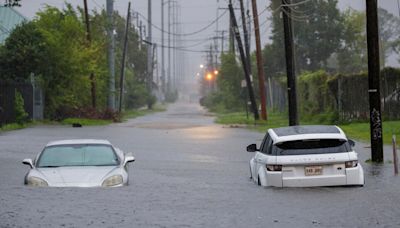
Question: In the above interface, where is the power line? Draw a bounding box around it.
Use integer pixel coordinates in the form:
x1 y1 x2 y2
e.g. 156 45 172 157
281 7 309 22
282 0 312 7
152 36 227 43
135 10 228 37
91 0 103 9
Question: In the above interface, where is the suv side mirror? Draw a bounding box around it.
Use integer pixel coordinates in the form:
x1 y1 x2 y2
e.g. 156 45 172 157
348 139 355 147
246 144 258 152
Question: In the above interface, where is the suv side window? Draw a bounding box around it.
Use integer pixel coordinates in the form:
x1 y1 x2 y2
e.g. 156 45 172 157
259 134 268 152
261 134 273 155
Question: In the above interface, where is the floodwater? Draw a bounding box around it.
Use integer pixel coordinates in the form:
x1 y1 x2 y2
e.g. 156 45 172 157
0 102 399 228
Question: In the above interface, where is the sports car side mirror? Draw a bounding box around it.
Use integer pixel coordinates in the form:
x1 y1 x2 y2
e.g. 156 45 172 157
22 159 34 168
246 144 258 152
348 139 355 147
123 154 135 166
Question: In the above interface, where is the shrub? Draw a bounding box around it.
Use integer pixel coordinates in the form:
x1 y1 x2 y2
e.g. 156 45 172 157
14 90 28 124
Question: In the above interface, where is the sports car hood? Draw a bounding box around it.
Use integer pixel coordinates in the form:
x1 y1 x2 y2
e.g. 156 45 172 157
37 166 118 187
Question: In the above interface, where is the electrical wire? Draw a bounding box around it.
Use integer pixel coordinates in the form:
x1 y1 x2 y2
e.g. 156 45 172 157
282 0 312 7
91 0 103 9
135 9 228 37
281 7 309 22
152 36 226 43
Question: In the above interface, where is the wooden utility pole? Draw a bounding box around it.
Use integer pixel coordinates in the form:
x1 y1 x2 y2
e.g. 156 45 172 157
83 0 96 108
228 0 235 53
229 3 259 120
281 0 299 126
118 2 131 112
147 0 153 108
161 0 166 95
251 0 267 120
366 0 383 162
107 0 116 110
239 0 251 75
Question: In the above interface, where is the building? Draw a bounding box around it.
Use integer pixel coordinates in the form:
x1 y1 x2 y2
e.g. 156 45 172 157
0 6 26 44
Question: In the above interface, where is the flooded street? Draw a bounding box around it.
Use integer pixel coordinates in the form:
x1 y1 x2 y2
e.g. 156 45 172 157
1 101 399 228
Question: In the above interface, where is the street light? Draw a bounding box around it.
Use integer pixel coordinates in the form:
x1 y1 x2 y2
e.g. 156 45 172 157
206 73 213 81
214 70 219 75
200 64 204 69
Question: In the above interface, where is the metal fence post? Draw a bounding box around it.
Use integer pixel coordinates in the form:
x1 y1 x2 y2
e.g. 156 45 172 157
393 135 399 175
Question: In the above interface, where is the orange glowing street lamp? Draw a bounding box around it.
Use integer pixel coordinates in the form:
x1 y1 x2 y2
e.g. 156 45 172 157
206 73 213 81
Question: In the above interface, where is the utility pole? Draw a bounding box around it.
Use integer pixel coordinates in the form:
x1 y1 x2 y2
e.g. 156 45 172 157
106 0 115 110
239 0 250 75
366 0 383 162
83 0 96 108
246 8 251 56
147 0 153 108
153 43 158 86
228 0 235 53
251 0 267 120
229 3 259 120
139 20 143 50
118 2 131 113
173 2 177 90
221 30 225 53
281 0 298 126
167 0 171 94
161 0 165 95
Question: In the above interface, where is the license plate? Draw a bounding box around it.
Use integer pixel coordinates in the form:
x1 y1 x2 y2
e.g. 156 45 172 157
305 166 323 176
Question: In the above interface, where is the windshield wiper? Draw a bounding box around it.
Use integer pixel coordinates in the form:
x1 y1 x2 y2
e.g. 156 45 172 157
39 165 60 168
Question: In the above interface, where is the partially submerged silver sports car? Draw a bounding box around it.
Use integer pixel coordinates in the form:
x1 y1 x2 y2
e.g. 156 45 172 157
23 139 135 187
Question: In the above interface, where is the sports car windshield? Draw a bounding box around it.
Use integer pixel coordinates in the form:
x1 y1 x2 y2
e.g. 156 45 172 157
274 139 351 156
37 144 119 167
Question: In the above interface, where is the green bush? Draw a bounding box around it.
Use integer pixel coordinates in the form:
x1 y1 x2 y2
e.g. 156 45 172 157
14 90 28 124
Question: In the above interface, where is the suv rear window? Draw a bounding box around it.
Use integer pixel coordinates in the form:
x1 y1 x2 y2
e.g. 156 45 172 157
274 139 351 156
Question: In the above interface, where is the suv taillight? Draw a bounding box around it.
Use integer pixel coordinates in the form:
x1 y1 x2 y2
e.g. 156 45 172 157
266 165 282 171
345 160 358 168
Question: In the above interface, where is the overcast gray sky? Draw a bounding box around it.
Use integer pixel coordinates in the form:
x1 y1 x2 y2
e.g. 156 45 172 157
14 0 400 83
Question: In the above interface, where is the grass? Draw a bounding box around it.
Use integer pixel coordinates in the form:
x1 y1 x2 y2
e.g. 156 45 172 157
216 111 289 132
61 118 113 126
0 123 27 132
339 121 400 144
216 111 400 145
1 104 167 131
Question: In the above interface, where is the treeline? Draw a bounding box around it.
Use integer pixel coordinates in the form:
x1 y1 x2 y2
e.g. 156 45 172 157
0 4 152 120
203 0 400 123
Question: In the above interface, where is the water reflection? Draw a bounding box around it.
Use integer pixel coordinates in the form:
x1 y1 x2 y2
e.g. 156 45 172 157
366 163 385 177
183 126 228 140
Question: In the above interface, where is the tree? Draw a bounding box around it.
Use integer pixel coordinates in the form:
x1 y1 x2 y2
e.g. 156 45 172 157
336 9 367 74
263 0 286 78
210 52 244 111
292 0 344 71
90 8 150 109
0 21 48 82
378 8 400 67
266 0 344 74
0 4 149 119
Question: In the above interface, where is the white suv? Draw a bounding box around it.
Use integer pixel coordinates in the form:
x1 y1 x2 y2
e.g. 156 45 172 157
247 125 364 187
